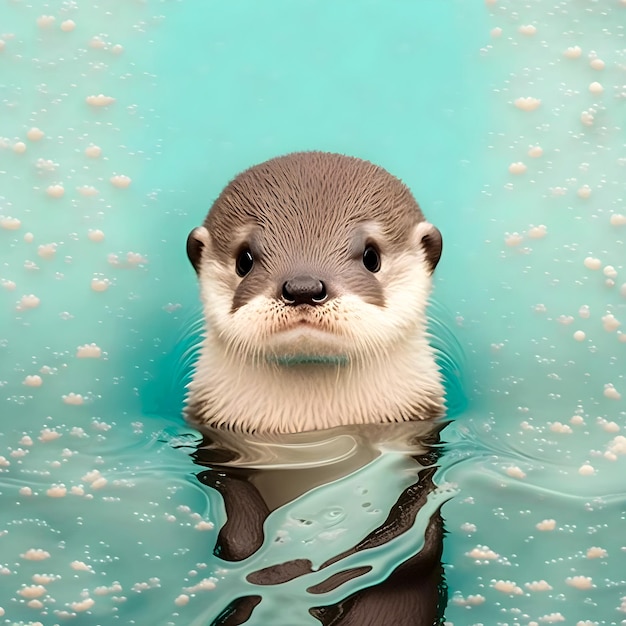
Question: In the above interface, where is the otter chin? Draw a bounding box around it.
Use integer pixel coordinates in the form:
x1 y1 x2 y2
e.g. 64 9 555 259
185 151 444 434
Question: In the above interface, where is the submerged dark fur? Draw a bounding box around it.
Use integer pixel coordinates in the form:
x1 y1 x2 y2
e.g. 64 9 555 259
193 423 448 626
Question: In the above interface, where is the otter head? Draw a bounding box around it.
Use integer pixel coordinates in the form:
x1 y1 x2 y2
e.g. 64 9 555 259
186 152 443 433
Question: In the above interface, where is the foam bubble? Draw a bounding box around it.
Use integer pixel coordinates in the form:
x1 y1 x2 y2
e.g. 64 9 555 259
91 278 111 292
573 331 586 342
603 384 621 400
1 215 20 231
514 97 541 111
606 436 626 457
110 174 132 188
60 19 76 32
466 546 499 560
536 519 556 530
126 251 147 265
528 145 543 158
525 580 553 591
452 593 485 606
36 158 58 172
70 597 95 611
586 547 607 559
492 579 523 595
518 25 537 36
86 94 115 107
589 82 604 95
36 15 55 28
590 58 605 70
32 575 56 585
91 477 108 489
602 314 620 332
24 375 43 387
528 224 547 239
82 469 103 484
71 561 94 572
581 110 594 126
601 420 619 433
39 428 61 442
583 257 601 270
78 185 98 197
538 613 565 623
566 575 593 589
62 393 84 405
46 184 65 198
76 343 102 358
564 46 582 58
505 232 523 247
505 465 526 479
184 578 217 593
89 36 106 49
17 294 40 310
22 549 51 561
37 243 57 259
578 463 596 475
94 583 123 596
85 145 102 158
87 229 105 242
26 127 44 141
47 485 67 497
508 162 527 175
19 585 46 598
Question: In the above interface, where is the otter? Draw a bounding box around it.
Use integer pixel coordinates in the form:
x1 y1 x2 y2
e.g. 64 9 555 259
185 152 447 626
186 151 444 434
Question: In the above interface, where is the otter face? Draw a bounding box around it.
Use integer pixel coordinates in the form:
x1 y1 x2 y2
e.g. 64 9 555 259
187 152 442 368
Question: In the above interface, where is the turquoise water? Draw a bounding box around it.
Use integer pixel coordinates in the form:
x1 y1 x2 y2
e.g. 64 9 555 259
1 0 625 624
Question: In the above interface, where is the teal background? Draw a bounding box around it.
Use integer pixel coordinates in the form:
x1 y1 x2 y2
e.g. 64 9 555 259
1 1 625 624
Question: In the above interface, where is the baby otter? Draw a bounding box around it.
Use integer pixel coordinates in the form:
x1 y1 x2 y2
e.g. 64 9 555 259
185 152 447 626
186 151 444 434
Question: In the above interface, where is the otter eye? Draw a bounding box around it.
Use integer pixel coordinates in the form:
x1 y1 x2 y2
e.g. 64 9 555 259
236 248 254 277
362 245 381 273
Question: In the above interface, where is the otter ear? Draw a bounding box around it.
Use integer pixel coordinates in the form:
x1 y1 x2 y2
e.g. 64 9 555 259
186 226 210 274
413 221 442 275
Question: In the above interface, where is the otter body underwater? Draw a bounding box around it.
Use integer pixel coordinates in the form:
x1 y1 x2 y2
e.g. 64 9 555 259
186 152 448 625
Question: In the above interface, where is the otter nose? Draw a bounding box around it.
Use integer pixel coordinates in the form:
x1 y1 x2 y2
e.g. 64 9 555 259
281 276 327 306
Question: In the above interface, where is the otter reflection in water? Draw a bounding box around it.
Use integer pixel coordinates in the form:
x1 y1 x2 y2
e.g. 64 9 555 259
190 420 451 626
